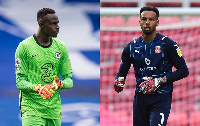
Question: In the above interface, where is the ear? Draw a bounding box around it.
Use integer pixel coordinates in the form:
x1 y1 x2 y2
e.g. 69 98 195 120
156 19 159 26
38 19 44 28
139 20 141 26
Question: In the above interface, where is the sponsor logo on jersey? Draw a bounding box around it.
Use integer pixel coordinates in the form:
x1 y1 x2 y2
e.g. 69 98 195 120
41 63 54 83
145 58 151 65
155 46 161 53
15 58 21 66
55 52 61 59
140 67 157 71
177 49 182 57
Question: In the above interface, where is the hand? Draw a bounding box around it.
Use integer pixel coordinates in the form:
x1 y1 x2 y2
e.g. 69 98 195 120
114 77 125 93
34 84 55 100
52 75 64 90
139 76 167 94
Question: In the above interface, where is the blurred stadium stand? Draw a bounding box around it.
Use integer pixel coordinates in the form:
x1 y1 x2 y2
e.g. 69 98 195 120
100 0 200 126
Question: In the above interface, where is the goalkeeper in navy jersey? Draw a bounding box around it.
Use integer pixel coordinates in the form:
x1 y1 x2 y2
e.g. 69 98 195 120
114 6 189 126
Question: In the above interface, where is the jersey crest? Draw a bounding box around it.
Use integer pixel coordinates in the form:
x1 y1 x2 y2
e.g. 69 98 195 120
155 46 161 53
55 52 61 59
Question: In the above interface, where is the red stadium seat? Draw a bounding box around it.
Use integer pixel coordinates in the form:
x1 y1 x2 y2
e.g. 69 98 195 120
101 16 125 27
184 16 200 22
159 16 181 25
101 2 137 7
189 111 200 126
100 107 131 126
171 101 195 113
127 16 140 26
146 2 182 7
167 112 188 126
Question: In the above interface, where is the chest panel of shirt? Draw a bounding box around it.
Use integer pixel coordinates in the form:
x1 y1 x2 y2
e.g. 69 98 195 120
130 39 166 76
26 42 62 83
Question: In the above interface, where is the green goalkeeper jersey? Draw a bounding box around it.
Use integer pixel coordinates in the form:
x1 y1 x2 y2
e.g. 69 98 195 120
15 35 73 119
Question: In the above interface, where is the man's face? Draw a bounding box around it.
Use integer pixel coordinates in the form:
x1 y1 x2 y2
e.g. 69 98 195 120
139 11 159 35
42 13 59 37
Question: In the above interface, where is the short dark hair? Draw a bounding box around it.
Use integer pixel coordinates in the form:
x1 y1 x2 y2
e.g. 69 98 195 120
37 8 55 22
140 6 159 18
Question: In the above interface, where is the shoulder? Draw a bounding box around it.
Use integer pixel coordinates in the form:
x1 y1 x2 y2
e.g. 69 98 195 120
20 36 34 45
122 36 141 54
157 33 176 45
125 36 142 49
17 36 34 50
52 37 66 47
127 36 142 46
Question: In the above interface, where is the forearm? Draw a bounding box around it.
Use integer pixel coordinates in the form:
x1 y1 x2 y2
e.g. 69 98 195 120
166 58 189 83
62 74 73 89
166 66 189 83
115 61 131 80
16 74 36 92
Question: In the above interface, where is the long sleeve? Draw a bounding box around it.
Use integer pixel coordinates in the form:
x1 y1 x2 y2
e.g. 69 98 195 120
15 42 36 92
59 42 73 89
62 74 73 89
165 38 189 83
16 74 36 92
115 43 132 80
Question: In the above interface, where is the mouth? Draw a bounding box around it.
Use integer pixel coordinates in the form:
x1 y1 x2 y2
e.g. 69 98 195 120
144 26 150 30
55 30 59 34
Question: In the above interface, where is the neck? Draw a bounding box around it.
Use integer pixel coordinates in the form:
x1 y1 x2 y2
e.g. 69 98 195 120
142 32 157 43
35 30 51 46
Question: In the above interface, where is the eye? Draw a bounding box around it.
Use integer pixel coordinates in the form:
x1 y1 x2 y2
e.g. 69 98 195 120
149 18 155 21
141 18 147 21
53 22 57 25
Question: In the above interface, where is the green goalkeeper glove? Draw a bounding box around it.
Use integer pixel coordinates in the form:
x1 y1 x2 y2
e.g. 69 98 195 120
34 84 55 100
51 75 64 90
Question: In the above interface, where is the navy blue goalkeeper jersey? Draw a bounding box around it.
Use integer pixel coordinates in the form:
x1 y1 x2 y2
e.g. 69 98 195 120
116 33 189 94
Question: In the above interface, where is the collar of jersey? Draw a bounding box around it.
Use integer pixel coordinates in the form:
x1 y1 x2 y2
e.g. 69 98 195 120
33 34 52 48
141 33 159 45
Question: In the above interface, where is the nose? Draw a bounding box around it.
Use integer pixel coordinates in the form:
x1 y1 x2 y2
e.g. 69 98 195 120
56 24 60 29
146 19 150 24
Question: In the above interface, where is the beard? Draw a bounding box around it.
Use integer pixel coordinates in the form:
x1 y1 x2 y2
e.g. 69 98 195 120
144 31 154 35
141 26 156 35
143 28 155 35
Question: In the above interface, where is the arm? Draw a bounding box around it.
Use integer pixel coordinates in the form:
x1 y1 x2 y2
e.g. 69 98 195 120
15 43 54 99
115 43 132 80
59 42 73 89
114 43 132 93
62 74 73 89
16 74 36 92
165 38 189 83
15 43 36 92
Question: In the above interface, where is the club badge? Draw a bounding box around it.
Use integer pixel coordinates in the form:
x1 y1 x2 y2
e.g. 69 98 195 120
155 46 161 53
55 52 61 59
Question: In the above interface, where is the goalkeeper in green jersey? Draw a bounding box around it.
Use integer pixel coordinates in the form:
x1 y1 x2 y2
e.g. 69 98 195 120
15 8 73 126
